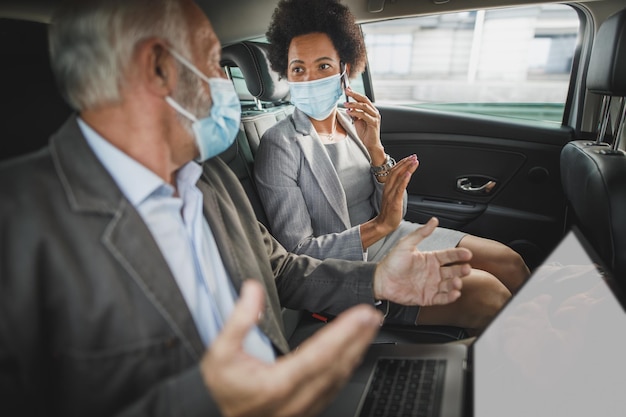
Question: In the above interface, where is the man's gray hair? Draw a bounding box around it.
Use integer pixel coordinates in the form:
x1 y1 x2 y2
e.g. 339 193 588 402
49 0 190 111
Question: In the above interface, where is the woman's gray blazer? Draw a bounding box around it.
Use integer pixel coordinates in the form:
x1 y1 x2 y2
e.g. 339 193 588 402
255 108 408 261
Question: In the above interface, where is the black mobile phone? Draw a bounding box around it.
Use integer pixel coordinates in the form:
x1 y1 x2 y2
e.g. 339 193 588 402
340 62 350 103
340 62 354 123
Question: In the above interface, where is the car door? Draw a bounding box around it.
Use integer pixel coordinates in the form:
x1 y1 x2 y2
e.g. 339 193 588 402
377 105 571 270
359 4 586 269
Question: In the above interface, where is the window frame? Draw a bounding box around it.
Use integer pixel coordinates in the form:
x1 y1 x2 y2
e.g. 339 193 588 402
358 3 589 129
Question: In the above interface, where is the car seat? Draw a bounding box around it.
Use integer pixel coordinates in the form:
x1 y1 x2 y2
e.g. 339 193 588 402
560 8 626 286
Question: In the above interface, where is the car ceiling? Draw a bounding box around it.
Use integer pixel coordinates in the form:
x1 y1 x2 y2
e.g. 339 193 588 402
1 0 621 46
202 0 615 46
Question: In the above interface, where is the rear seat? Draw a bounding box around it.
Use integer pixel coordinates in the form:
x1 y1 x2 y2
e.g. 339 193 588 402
219 41 469 345
219 41 294 230
221 41 294 156
219 41 304 343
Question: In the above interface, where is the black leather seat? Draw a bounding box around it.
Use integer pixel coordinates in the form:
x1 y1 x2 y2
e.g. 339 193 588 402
218 41 295 231
560 8 626 287
221 41 294 155
220 41 290 108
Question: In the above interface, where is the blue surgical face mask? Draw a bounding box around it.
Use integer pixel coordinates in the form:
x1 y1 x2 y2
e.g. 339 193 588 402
288 72 343 121
165 48 241 162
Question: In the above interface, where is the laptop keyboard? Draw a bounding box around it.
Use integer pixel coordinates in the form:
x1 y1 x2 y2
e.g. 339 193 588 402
358 358 446 417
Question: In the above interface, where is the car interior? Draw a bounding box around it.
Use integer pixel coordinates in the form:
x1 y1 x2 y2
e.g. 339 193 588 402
1 0 625 413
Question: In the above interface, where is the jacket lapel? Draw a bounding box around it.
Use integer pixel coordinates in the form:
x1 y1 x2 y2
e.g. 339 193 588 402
50 116 206 359
291 109 352 229
196 174 290 354
102 206 206 359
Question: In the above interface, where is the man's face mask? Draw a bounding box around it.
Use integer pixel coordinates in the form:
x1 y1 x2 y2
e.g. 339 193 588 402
287 71 344 121
165 48 241 162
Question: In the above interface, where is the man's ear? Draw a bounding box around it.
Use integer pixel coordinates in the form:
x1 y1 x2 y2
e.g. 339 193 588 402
135 38 177 96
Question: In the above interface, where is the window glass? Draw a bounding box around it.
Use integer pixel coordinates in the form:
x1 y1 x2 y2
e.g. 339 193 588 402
227 67 254 102
361 5 580 124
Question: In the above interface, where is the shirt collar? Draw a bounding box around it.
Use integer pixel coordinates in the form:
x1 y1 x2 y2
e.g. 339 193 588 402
77 117 202 205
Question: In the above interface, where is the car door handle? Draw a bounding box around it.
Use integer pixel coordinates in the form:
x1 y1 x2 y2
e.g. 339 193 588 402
456 177 497 194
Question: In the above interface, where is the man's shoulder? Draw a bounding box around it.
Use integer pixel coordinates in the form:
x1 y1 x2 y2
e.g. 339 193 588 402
0 147 60 228
0 147 55 189
200 157 243 192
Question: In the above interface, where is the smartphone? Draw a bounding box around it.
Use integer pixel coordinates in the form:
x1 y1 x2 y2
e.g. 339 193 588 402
340 62 350 103
340 62 355 123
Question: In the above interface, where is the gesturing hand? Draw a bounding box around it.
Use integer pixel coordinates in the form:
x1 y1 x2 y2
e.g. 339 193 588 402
202 280 382 417
361 155 418 249
376 154 418 226
373 218 472 306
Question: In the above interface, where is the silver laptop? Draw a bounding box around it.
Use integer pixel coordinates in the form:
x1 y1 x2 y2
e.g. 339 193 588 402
320 227 626 417
473 228 626 417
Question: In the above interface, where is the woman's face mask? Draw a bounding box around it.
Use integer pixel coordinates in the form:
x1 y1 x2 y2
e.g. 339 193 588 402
165 48 241 162
287 72 344 121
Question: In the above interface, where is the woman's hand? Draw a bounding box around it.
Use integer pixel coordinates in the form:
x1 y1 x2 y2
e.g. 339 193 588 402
360 155 418 249
344 87 386 165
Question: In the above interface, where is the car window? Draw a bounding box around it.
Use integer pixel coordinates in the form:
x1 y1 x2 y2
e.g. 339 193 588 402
360 4 581 125
227 66 255 104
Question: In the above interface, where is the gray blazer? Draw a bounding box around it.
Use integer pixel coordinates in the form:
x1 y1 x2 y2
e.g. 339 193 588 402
0 116 379 417
255 108 408 261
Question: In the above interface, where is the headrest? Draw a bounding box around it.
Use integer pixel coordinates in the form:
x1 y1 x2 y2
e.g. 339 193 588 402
221 41 290 102
587 8 626 96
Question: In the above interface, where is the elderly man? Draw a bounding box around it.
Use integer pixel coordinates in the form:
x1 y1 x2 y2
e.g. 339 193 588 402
0 0 471 416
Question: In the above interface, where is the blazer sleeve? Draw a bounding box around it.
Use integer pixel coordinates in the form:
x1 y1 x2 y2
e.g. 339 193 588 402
254 124 365 261
202 157 380 316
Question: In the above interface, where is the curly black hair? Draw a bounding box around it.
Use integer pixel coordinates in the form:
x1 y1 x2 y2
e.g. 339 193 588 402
266 0 366 79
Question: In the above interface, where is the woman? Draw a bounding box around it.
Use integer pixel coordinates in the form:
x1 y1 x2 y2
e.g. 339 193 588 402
255 0 529 332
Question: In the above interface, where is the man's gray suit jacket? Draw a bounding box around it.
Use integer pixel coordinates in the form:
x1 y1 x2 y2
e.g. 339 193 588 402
0 116 380 417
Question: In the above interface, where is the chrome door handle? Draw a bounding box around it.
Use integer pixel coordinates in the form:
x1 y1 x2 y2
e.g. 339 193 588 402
456 177 497 194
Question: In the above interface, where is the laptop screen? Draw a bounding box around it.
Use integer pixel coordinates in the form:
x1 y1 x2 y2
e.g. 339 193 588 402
473 228 626 417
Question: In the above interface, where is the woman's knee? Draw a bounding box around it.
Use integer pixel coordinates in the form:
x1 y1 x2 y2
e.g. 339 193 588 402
462 271 511 330
416 270 510 331
459 235 530 291
498 246 531 290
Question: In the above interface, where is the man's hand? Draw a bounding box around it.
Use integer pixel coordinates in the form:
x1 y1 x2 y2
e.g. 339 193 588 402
373 217 472 306
202 280 383 417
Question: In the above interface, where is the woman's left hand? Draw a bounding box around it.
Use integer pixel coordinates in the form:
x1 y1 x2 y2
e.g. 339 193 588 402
344 87 384 161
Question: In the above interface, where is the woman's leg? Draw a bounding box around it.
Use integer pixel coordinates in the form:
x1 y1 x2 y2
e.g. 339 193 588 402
457 235 530 293
416 268 511 334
